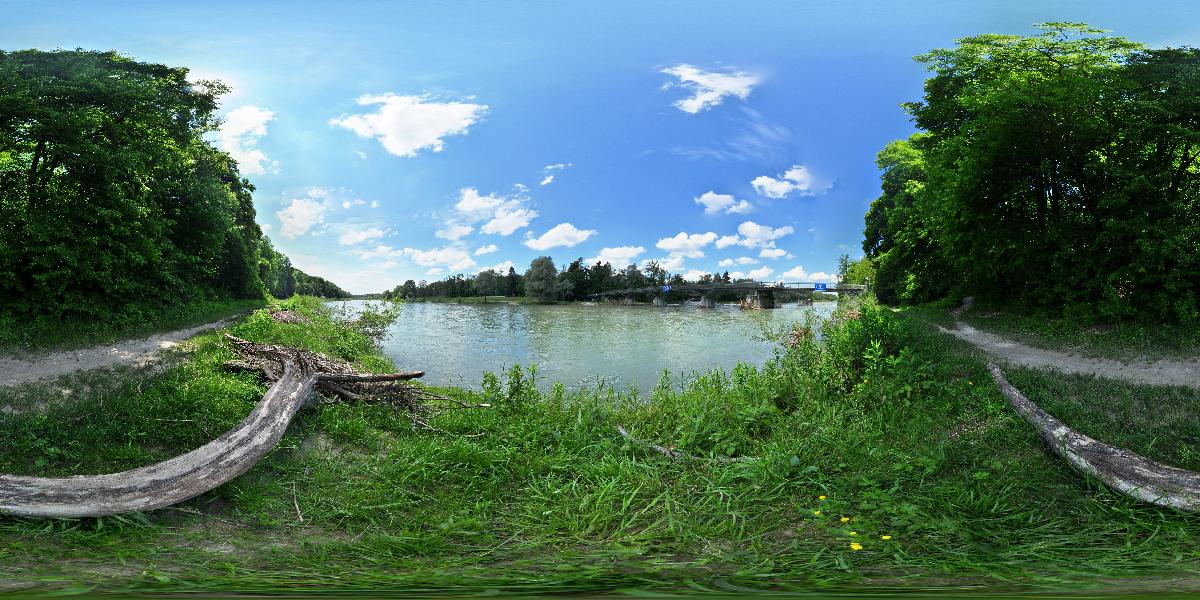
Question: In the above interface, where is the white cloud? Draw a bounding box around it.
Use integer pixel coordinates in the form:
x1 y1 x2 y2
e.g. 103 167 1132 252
715 235 740 249
780 266 839 283
719 256 759 268
276 188 332 239
644 255 686 272
338 226 385 246
341 199 366 208
746 266 774 280
217 105 277 175
539 175 555 186
435 223 474 241
357 244 404 260
736 221 794 248
655 231 717 258
718 258 734 267
682 269 710 280
524 223 596 251
759 247 790 259
356 150 368 160
426 267 444 276
329 93 487 157
483 205 537 235
454 187 538 236
370 200 380 208
481 260 516 274
474 244 499 256
544 163 570 171
403 245 476 272
751 164 829 198
661 64 762 114
587 245 645 266
694 191 753 215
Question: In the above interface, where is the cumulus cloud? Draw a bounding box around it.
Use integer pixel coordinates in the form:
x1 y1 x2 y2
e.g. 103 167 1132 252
276 188 332 239
474 244 499 256
682 269 711 280
661 64 762 114
435 223 474 241
751 164 830 198
759 247 791 259
481 260 516 274
329 93 487 157
718 256 760 267
217 105 277 175
338 226 385 246
341 199 367 209
453 187 538 236
780 266 839 282
715 235 740 249
644 255 686 272
587 245 645 266
746 266 774 280
694 191 753 215
524 223 596 251
734 221 795 248
402 245 476 272
356 244 404 260
655 231 717 259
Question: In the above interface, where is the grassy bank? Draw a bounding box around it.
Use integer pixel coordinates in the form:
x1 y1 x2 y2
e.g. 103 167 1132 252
0 297 266 356
2 296 1199 595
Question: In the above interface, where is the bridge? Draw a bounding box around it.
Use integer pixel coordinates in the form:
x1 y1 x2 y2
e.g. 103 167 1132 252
588 281 868 308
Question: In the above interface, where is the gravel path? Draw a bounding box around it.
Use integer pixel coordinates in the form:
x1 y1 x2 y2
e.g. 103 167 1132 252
939 321 1200 389
0 318 235 386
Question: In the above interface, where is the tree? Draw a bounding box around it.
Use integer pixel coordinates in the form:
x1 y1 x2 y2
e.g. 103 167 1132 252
474 269 500 298
524 256 560 301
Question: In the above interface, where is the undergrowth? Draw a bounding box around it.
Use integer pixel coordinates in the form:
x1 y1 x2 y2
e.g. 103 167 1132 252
1 295 1199 595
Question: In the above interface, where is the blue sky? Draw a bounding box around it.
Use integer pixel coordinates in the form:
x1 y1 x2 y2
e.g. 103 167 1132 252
6 1 1200 293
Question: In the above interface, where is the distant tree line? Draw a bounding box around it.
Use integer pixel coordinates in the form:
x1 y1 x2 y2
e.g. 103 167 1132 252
864 24 1199 323
0 49 348 330
383 257 762 303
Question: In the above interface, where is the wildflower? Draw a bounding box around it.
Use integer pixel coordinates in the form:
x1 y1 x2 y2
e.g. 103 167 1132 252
881 535 892 540
850 542 863 551
818 495 826 501
849 531 858 536
968 381 973 385
840 517 850 523
812 510 821 516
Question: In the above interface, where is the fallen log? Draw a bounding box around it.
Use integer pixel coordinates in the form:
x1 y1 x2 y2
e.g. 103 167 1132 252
0 337 440 518
989 362 1200 512
0 350 318 518
615 425 756 464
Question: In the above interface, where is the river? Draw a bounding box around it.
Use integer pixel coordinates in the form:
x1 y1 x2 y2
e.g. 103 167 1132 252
331 300 837 392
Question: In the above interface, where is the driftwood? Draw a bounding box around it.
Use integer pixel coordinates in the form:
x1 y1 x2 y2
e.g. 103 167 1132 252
0 336 439 518
989 362 1200 512
615 425 756 464
269 310 309 325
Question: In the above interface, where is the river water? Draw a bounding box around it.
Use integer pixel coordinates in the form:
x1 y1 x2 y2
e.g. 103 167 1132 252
331 300 836 392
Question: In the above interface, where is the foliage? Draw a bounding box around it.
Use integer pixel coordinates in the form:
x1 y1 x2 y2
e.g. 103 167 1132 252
865 24 1200 323
5 296 1200 593
523 256 560 301
0 49 270 328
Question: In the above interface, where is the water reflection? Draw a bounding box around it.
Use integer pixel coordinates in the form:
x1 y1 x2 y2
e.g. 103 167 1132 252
332 300 836 392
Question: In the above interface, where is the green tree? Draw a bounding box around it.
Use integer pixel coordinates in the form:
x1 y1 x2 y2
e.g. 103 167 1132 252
524 256 560 301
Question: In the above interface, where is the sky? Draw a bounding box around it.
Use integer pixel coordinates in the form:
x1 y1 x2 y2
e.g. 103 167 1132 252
5 1 1200 293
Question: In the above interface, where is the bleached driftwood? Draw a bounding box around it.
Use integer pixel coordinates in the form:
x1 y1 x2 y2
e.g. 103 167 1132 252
989 362 1200 512
0 337 428 518
615 425 756 464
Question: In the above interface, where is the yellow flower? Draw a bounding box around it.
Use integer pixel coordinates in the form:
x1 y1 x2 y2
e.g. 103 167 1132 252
840 517 850 523
812 510 821 516
850 542 863 551
818 495 827 501
849 531 858 536
881 535 892 540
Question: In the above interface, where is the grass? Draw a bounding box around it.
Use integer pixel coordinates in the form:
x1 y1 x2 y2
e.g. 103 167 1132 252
0 297 266 357
2 295 1200 595
902 303 1200 362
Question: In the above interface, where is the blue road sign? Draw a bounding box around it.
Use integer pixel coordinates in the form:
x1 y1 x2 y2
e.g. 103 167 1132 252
662 285 671 292
814 283 828 291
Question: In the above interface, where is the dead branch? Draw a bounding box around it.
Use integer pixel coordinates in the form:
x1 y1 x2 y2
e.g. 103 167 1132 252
615 425 756 464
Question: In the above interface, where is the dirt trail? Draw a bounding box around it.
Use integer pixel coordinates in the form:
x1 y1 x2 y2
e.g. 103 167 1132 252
0 318 236 386
938 321 1199 389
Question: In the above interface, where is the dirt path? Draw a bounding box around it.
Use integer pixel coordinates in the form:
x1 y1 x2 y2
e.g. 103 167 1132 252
939 321 1200 389
0 318 236 386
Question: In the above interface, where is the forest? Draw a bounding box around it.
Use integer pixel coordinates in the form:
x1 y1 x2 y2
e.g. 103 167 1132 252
0 49 346 342
864 23 1199 324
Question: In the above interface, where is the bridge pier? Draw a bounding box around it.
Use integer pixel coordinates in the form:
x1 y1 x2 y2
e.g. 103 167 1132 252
652 294 667 307
755 289 776 309
698 293 716 308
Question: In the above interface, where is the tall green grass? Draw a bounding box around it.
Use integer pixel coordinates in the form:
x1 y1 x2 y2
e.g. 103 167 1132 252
1 295 1198 594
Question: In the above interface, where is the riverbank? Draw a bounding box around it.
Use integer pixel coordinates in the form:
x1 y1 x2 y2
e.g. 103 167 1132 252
2 296 1200 594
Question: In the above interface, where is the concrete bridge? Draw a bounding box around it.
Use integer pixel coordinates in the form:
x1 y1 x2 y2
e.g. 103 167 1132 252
588 281 868 308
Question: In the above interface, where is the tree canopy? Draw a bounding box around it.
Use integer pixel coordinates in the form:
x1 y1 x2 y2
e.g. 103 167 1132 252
865 24 1200 323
